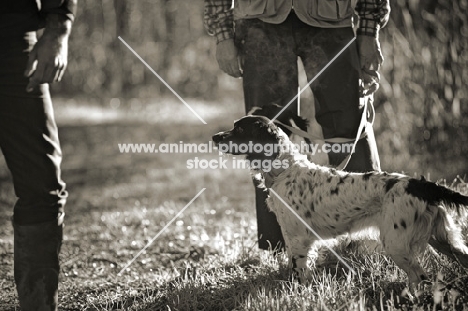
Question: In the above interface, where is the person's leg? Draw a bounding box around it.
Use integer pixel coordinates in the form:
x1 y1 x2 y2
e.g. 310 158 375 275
235 18 299 114
235 17 298 251
0 31 67 311
295 19 380 172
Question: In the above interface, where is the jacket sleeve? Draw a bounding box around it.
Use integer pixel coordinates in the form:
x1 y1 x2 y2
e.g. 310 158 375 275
355 0 391 37
204 0 234 44
39 0 77 22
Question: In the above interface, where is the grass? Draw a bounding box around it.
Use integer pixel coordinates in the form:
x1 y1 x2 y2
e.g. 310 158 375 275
0 98 467 310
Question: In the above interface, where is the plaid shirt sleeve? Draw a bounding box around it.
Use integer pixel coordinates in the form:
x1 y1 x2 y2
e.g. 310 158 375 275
204 0 234 44
355 0 391 37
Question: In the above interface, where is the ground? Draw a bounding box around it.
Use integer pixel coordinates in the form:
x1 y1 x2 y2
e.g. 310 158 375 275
0 98 467 310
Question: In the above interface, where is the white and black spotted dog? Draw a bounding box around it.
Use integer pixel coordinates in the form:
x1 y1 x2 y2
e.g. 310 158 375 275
212 114 468 288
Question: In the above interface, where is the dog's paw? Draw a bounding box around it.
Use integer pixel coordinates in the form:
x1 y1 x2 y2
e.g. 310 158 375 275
290 268 312 284
400 280 432 305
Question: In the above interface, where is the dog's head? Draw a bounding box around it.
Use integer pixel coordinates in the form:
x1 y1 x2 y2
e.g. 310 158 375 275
248 104 308 137
212 115 285 163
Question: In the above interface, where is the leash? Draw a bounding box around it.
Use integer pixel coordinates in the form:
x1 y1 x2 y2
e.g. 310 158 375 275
273 95 375 170
335 96 372 170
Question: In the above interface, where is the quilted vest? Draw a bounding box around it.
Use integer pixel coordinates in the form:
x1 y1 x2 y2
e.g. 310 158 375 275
234 0 354 28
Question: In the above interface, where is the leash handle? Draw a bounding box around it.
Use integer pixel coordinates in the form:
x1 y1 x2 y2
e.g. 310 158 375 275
336 95 372 170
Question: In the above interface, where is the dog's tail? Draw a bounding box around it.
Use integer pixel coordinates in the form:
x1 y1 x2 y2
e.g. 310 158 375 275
429 207 468 268
406 178 468 214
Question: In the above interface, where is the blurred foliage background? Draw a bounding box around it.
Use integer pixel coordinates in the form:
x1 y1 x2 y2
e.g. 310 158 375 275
53 0 467 180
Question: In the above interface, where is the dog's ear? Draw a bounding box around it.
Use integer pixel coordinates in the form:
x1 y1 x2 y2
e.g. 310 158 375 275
247 106 262 116
249 103 282 119
291 115 309 132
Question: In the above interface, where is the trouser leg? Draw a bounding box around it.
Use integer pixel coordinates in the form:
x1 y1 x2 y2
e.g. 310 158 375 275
295 18 380 172
236 18 299 113
235 18 299 250
0 32 67 311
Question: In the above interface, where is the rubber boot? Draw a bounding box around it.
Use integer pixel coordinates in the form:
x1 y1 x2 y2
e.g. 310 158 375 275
253 179 285 252
13 213 64 311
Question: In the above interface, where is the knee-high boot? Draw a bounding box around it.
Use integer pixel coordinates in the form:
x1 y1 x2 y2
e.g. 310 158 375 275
13 213 64 311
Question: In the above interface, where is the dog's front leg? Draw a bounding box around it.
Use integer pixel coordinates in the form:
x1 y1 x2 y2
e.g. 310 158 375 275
285 235 314 283
290 253 307 282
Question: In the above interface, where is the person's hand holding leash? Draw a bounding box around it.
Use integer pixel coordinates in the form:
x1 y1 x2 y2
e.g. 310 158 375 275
25 14 72 92
216 38 242 78
357 35 383 96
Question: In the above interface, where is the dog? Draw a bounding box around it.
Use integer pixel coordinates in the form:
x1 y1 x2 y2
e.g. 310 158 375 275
212 114 468 289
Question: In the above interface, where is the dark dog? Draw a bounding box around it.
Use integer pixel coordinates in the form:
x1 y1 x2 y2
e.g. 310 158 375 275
212 115 468 289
